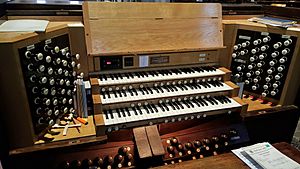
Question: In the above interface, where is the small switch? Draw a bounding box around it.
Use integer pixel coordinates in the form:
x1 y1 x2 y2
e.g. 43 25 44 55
124 57 134 67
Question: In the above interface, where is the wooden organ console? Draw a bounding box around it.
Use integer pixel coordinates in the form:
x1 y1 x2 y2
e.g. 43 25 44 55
1 2 300 169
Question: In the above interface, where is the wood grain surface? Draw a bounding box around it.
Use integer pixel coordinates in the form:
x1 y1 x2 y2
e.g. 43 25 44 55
82 2 223 56
152 142 300 169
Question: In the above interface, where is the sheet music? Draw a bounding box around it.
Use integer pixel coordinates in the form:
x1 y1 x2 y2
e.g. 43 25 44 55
245 142 300 169
0 20 49 32
233 142 300 169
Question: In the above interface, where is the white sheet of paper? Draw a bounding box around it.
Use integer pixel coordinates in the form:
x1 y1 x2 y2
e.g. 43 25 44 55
139 55 149 67
245 142 300 169
233 142 300 169
0 20 49 32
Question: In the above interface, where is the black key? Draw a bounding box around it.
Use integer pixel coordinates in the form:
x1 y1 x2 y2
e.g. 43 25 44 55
192 99 201 107
128 72 134 78
163 86 170 92
147 105 154 113
121 108 126 117
157 86 164 93
168 102 177 110
104 110 109 119
143 88 149 94
132 88 138 96
101 91 106 99
215 96 224 104
177 84 185 91
162 103 169 111
122 90 127 97
208 81 217 87
205 98 214 105
125 108 131 116
132 107 138 115
146 87 153 94
186 100 195 108
129 89 134 96
138 107 143 115
182 100 190 108
106 91 111 98
135 72 141 78
170 85 178 91
151 104 158 112
223 96 231 103
167 85 174 92
154 86 160 93
199 98 208 106
210 97 218 105
113 91 118 98
109 109 114 119
195 99 204 106
139 88 145 95
116 109 121 118
158 103 165 112
143 105 150 114
175 101 184 109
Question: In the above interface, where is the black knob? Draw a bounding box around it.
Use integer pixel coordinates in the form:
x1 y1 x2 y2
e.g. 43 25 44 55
211 136 219 144
93 157 104 167
70 160 81 169
118 146 128 155
177 143 184 151
105 155 114 165
171 137 178 145
185 142 193 150
193 140 202 148
81 159 93 168
59 161 70 169
167 145 175 153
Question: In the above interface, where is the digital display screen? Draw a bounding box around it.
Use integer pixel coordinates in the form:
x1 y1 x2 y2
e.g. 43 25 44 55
150 56 169 64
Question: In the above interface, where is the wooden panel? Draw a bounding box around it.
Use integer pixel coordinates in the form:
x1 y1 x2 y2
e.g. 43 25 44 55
92 94 102 115
83 2 223 56
152 142 300 169
145 125 165 156
232 97 248 114
85 2 221 19
68 23 88 79
133 127 152 159
222 20 300 105
90 77 99 95
218 67 232 81
35 116 95 144
0 22 79 149
225 81 239 97
222 15 263 20
8 15 82 22
219 24 238 68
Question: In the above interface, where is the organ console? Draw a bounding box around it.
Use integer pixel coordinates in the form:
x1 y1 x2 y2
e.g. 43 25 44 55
1 2 300 169
0 22 87 148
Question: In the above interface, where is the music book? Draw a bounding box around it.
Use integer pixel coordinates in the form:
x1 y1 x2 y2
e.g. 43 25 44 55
0 20 49 32
232 142 300 169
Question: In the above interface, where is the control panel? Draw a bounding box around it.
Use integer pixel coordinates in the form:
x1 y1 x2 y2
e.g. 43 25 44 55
18 34 81 134
230 29 297 100
93 51 219 72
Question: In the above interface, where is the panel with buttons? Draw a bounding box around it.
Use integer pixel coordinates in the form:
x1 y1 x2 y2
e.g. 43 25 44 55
18 34 81 134
230 29 297 100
